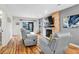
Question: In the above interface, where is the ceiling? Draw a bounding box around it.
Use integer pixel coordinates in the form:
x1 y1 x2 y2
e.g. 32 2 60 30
0 4 76 18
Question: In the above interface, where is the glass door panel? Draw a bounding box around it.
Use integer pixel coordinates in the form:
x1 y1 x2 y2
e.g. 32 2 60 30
22 22 34 32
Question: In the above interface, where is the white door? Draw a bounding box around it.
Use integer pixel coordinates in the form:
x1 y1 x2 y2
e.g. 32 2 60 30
0 11 12 46
1 12 10 46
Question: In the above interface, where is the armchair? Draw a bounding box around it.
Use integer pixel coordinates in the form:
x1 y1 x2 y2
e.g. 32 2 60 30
21 28 37 46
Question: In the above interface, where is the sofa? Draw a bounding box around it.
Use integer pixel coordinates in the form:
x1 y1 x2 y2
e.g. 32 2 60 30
54 32 71 54
21 28 37 46
55 32 79 54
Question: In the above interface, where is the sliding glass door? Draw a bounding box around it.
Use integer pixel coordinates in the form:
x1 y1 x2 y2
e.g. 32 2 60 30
22 22 34 32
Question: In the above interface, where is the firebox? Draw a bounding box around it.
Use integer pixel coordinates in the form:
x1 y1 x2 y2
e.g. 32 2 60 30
46 29 52 37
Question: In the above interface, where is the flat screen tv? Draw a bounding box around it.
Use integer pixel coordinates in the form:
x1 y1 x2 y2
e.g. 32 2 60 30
63 14 79 28
48 16 54 24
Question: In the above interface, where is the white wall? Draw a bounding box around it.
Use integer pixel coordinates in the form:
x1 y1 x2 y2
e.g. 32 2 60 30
12 17 21 37
34 19 39 33
41 18 46 36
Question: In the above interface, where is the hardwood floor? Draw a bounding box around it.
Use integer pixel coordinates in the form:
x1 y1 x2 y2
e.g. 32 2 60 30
0 35 42 54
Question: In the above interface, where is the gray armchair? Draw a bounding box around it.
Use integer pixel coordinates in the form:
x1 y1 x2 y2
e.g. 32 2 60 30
21 28 37 46
24 34 37 46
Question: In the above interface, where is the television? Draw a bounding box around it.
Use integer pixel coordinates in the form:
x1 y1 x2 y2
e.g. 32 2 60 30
63 14 79 28
48 16 54 24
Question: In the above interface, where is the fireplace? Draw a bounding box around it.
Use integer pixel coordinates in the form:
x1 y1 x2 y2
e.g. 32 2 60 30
46 29 52 37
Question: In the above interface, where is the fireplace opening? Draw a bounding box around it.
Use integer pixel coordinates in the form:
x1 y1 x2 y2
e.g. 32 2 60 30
46 29 52 37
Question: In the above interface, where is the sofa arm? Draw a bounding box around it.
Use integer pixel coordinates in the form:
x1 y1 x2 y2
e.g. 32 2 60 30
65 43 79 54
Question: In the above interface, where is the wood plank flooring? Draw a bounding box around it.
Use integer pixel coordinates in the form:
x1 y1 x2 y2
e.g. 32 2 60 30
0 35 42 54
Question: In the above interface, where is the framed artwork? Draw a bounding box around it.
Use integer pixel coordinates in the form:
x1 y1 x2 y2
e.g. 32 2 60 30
63 14 79 28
